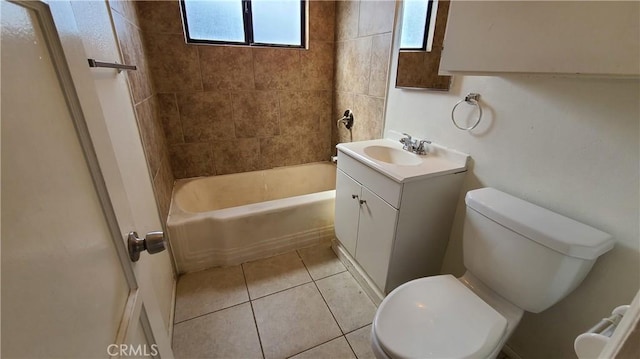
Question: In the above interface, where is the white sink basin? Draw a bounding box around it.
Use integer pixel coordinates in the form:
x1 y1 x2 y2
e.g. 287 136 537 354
363 145 422 166
336 139 469 183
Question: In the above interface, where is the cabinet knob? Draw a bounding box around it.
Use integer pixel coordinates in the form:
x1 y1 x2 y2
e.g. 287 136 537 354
352 194 359 199
359 199 367 205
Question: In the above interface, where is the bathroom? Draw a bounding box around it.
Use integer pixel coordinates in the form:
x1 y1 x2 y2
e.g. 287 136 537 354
1 0 638 358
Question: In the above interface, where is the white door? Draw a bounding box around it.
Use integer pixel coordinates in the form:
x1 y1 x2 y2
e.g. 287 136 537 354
66 0 176 344
1 1 174 357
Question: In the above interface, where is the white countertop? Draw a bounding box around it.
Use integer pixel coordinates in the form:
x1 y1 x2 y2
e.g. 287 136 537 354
336 139 470 183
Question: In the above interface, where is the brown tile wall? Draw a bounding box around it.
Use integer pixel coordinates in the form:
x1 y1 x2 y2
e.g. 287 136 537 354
135 0 336 178
105 0 396 224
333 0 396 148
109 0 175 226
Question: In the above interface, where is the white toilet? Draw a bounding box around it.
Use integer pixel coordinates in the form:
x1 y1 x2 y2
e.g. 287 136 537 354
371 188 614 359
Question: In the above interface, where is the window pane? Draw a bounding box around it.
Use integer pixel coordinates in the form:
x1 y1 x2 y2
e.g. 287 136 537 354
401 0 429 49
251 0 302 46
184 0 245 42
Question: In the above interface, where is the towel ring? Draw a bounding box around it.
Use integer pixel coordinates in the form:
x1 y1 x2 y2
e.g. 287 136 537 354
451 93 483 131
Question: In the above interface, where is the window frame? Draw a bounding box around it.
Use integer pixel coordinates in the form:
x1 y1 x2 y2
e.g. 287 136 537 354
179 0 307 49
399 0 434 51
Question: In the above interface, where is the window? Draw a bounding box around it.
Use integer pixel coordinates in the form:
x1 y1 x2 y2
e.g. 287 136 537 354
400 0 436 51
180 0 306 48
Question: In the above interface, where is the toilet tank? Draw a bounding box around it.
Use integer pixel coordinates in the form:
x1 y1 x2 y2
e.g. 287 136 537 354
463 188 613 313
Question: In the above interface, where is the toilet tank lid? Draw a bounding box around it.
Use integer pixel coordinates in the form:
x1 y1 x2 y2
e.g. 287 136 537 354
465 188 614 260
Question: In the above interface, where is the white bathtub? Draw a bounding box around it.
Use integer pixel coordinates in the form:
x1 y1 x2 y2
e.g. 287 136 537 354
167 162 336 273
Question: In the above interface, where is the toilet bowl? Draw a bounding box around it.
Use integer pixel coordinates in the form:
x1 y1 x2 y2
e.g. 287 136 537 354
371 188 614 359
371 273 523 359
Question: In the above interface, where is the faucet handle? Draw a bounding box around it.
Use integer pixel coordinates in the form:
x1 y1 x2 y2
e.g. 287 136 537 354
416 139 432 154
400 133 412 146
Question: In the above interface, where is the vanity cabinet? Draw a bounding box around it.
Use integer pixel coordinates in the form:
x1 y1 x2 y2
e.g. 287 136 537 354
335 170 398 290
334 144 467 295
439 1 640 76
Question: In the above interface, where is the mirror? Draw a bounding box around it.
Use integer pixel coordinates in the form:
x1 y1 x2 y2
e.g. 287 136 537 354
396 0 451 90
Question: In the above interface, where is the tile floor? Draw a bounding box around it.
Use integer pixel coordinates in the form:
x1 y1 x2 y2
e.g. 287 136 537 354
172 243 378 359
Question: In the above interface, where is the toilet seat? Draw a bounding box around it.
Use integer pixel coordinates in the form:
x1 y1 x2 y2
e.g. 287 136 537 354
373 275 507 359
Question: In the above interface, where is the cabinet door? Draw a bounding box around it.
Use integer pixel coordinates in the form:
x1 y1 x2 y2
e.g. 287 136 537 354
355 187 399 292
440 1 639 76
335 170 361 256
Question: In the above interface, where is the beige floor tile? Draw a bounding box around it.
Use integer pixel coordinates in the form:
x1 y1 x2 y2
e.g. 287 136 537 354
290 336 357 359
174 265 248 323
253 282 342 359
316 272 376 333
243 251 312 299
345 325 375 359
172 303 262 359
297 243 346 280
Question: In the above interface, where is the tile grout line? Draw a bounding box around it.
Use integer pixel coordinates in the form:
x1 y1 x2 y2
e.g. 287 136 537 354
343 322 376 358
248 250 342 358
295 249 359 358
249 278 315 302
296 247 349 282
176 249 363 356
309 268 348 282
173 300 250 325
341 319 373 358
243 250 316 297
296 250 347 336
300 248 373 358
343 334 360 359
292 250 358 358
344 322 372 337
285 334 350 359
242 263 267 359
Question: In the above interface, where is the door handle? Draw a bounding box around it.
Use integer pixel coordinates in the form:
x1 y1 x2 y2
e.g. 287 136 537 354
128 231 166 262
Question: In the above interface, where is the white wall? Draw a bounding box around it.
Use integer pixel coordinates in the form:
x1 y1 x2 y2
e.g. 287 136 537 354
385 23 640 359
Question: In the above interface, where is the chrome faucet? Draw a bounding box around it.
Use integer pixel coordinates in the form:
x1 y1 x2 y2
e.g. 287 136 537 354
399 133 431 155
399 133 413 151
